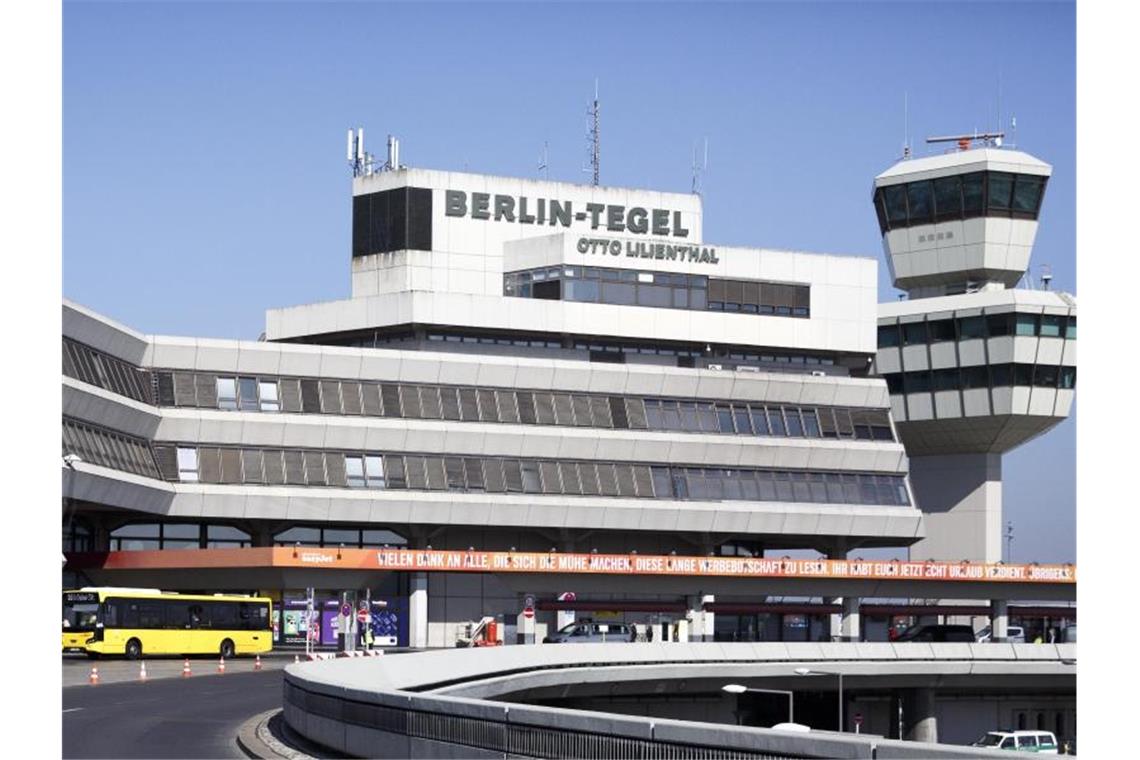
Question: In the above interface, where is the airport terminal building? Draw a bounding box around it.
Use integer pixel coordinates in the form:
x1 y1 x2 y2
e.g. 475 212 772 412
64 148 1055 649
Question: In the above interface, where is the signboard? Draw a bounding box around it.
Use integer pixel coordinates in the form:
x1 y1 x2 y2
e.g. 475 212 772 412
445 190 692 238
82 548 1076 584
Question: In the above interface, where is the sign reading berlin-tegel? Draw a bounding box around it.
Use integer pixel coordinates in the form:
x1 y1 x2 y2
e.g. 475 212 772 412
444 189 691 238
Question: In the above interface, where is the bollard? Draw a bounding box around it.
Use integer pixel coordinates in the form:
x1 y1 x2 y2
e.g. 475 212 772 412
182 658 192 678
89 665 99 685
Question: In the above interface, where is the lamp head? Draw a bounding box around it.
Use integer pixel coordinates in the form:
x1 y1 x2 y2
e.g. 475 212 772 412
794 667 812 676
722 684 747 694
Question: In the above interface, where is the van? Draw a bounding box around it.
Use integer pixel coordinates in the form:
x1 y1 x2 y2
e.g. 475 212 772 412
543 621 632 643
972 730 1059 753
894 624 975 643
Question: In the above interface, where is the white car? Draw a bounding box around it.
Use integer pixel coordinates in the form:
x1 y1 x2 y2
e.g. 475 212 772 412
975 625 1026 643
972 730 1059 753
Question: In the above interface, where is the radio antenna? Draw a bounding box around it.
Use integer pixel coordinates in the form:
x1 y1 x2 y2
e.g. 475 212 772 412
538 141 549 180
585 79 600 186
691 137 708 195
346 127 375 177
902 92 910 159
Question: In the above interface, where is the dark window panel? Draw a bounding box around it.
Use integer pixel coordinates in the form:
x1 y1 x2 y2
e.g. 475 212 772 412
340 382 363 415
614 464 637 497
961 172 985 216
503 460 524 492
520 461 542 493
571 395 593 427
540 461 562 494
959 316 986 339
424 458 446 490
608 396 629 429
534 393 556 425
458 387 480 421
477 389 498 422
987 172 1014 210
596 464 620 496
589 396 612 428
199 448 222 483
194 373 218 408
303 451 327 485
381 384 402 417
483 459 505 492
156 372 176 406
625 398 648 429
152 445 179 481
552 393 575 426
464 458 485 491
515 392 536 424
902 322 928 345
496 390 520 424
577 463 601 495
928 319 956 342
883 184 908 224
384 455 407 489
400 385 423 418
404 456 427 489
439 387 461 420
240 449 264 484
299 379 321 414
279 378 303 413
559 462 582 495
263 450 285 485
419 386 443 419
361 383 383 416
933 175 963 220
324 453 347 487
906 180 934 225
319 380 342 414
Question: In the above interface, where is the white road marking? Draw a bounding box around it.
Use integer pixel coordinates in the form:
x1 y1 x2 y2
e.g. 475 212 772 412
62 708 84 713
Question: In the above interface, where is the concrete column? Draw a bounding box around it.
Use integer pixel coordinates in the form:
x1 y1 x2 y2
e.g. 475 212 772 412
990 599 1009 643
903 688 938 744
841 596 861 642
408 572 428 649
826 597 842 641
686 595 715 641
908 453 1003 563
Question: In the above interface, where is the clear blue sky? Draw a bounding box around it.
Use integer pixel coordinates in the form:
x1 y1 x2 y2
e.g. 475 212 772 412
63 1 1075 562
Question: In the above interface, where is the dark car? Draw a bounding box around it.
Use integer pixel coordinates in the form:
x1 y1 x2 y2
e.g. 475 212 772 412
893 624 975 643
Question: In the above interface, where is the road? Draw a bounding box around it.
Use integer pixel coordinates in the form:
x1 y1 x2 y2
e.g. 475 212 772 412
63 667 283 759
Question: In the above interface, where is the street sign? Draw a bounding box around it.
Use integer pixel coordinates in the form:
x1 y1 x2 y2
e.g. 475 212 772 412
523 607 534 619
357 608 369 623
341 603 352 618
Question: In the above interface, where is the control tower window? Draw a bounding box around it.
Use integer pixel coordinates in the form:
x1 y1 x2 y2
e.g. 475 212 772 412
883 185 908 226
1012 175 1046 217
933 176 962 221
961 172 985 217
906 181 934 225
987 172 1015 211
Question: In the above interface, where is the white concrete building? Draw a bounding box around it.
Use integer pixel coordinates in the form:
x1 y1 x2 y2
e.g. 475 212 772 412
870 142 1076 563
63 158 923 648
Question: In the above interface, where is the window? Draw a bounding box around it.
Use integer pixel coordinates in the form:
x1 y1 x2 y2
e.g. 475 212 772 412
933 175 962 220
906 181 934 224
1039 314 1063 338
258 380 279 412
216 378 237 410
960 365 989 389
1015 314 1038 336
1065 316 1076 339
928 319 956 342
1059 366 1076 389
600 281 636 305
177 448 199 482
902 322 927 345
959 316 986 339
961 173 985 216
985 313 1011 337
520 461 542 493
238 377 259 411
1012 174 1045 215
345 456 366 488
883 185 908 225
768 407 786 436
987 172 1014 210
932 368 959 391
877 324 901 348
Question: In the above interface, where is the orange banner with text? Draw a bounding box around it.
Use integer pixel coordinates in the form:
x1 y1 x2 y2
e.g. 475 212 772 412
82 547 1075 584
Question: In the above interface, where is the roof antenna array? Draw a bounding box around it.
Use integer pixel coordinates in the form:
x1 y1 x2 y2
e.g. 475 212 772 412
584 79 600 186
538 141 549 180
347 128 376 177
926 130 1004 153
691 138 708 195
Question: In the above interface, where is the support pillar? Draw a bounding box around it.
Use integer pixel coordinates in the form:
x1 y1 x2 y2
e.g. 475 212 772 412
990 599 1009 643
841 596 861 642
686 595 715 642
827 597 843 642
409 572 428 649
903 688 938 744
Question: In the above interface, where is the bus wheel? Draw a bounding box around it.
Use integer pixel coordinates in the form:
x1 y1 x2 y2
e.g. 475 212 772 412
125 639 142 660
220 639 235 659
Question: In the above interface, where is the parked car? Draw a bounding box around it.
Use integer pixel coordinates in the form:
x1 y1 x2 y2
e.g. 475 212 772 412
543 621 632 643
975 625 1027 643
972 730 1059 754
893 624 976 643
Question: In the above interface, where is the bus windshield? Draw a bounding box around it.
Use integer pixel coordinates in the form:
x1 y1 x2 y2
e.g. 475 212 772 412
63 592 100 631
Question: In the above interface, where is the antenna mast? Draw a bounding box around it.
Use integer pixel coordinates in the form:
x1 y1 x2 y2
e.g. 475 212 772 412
691 138 708 195
538 141 549 180
347 127 375 177
586 79 600 186
903 92 910 159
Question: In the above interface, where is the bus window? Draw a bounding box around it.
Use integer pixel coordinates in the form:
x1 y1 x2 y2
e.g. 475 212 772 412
188 604 205 629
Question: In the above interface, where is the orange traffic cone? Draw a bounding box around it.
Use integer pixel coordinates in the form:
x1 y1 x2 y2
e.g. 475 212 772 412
88 665 99 685
139 662 147 681
181 658 192 678
217 656 226 674
254 654 262 671
294 654 300 664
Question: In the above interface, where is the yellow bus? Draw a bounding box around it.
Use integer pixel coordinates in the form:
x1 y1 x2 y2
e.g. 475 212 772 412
63 587 273 659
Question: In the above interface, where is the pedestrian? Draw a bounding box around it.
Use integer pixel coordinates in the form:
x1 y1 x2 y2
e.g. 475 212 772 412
1033 633 1043 644
363 619 374 651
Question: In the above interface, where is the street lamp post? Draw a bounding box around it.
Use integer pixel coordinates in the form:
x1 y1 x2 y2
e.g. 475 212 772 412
794 668 844 732
721 683 794 726
62 453 84 556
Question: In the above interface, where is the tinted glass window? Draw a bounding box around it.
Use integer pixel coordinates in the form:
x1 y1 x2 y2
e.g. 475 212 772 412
883 185 908 224
1012 175 1045 214
906 181 934 224
928 319 956 342
1039 314 1063 337
600 282 636 305
958 316 986 339
986 313 1011 336
933 175 962 218
902 322 927 345
961 173 985 215
988 172 1014 210
1015 314 1038 336
877 324 901 347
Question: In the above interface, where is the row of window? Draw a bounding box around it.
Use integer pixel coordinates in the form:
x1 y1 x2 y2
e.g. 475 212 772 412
157 445 910 506
881 363 1077 394
62 418 160 479
62 339 153 405
102 598 269 631
106 523 253 551
504 266 810 318
873 170 1048 234
156 372 894 441
878 313 1076 347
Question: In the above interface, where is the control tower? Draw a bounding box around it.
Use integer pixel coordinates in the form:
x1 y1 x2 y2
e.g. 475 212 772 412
871 136 1076 562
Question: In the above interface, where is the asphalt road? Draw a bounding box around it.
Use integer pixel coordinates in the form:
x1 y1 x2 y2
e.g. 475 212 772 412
62 668 283 759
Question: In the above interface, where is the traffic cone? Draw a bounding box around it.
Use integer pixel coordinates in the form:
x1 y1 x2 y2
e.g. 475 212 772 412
88 665 99 685
182 658 192 678
254 654 262 671
294 654 299 664
139 662 147 681
217 656 226 674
